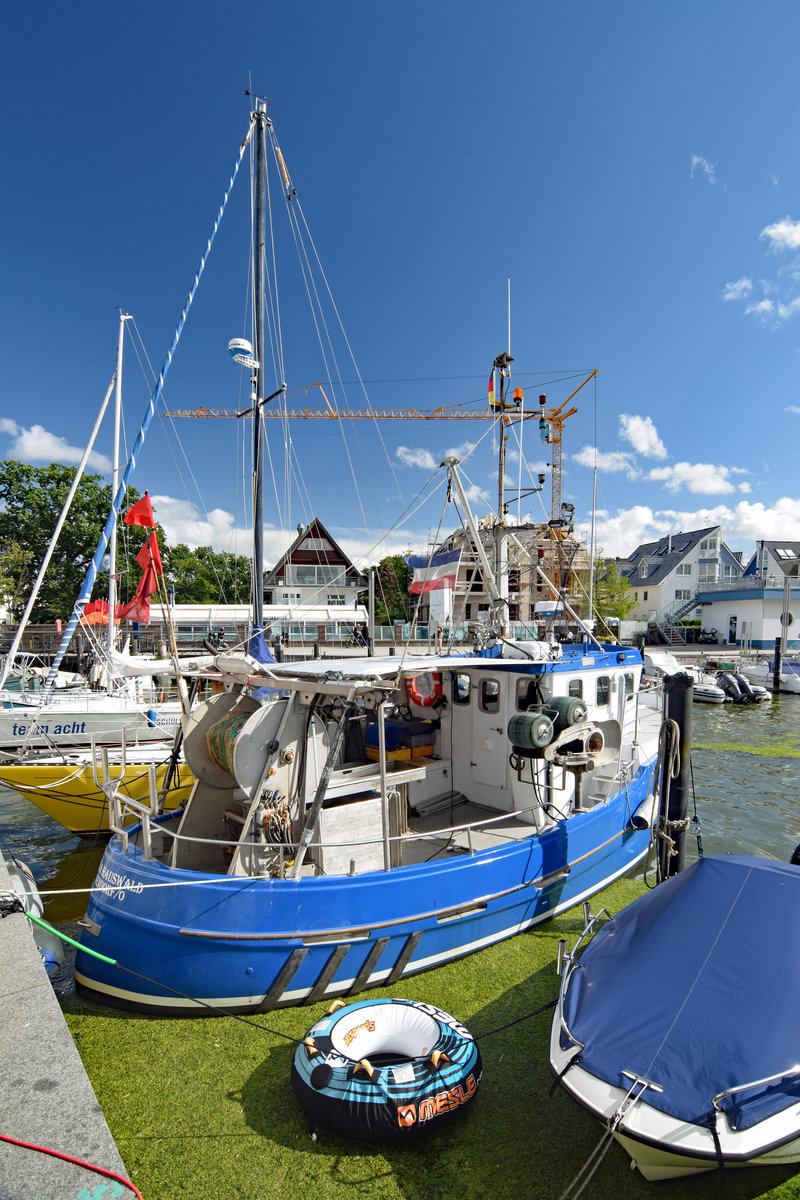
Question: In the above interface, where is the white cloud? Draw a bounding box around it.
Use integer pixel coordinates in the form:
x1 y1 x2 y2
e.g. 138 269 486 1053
690 155 717 184
777 297 800 319
745 298 775 318
738 481 752 493
0 418 111 472
585 497 800 558
618 413 667 459
573 445 638 477
646 461 736 495
396 445 437 470
785 405 800 414
444 438 479 462
720 277 752 302
586 506 670 557
152 493 423 569
760 216 800 251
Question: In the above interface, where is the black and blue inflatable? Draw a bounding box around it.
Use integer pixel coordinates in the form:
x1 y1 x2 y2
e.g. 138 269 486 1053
291 998 482 1141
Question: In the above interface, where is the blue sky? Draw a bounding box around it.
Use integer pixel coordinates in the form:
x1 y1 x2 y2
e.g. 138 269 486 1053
3 1 800 579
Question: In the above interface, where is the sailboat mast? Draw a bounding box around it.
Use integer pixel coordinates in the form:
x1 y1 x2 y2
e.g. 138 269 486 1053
251 103 268 631
106 312 128 661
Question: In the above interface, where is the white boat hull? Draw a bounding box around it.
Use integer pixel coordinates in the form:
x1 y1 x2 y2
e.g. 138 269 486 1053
0 695 183 749
549 1043 800 1180
740 661 800 695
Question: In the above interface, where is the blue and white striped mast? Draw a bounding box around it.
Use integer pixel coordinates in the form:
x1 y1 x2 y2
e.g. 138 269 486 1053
43 119 255 692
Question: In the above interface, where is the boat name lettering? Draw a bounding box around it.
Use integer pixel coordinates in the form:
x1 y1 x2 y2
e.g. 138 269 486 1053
413 1001 473 1041
96 862 144 901
398 1074 478 1128
343 1019 375 1047
11 720 89 737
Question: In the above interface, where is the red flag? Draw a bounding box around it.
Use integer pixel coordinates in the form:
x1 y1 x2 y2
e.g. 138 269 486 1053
123 491 155 527
135 531 163 576
116 533 162 623
115 563 158 622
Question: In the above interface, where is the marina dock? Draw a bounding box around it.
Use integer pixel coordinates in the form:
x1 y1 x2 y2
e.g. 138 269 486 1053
0 851 129 1199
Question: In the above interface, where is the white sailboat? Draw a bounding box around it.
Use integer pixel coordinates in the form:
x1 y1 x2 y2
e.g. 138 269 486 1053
0 312 194 753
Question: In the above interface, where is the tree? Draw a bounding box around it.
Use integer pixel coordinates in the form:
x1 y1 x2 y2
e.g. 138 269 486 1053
0 539 32 615
0 461 159 622
0 462 113 622
162 543 252 605
369 555 409 625
592 557 637 633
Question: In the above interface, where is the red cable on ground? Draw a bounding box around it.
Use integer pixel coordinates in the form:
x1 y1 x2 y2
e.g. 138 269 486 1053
0 1131 144 1199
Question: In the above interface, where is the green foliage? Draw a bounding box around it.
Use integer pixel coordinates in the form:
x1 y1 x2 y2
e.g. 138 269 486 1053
369 555 409 624
592 557 637 632
0 462 114 622
163 543 252 604
0 539 32 613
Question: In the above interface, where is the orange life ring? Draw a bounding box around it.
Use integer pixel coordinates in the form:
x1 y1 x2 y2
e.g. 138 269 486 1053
406 671 444 707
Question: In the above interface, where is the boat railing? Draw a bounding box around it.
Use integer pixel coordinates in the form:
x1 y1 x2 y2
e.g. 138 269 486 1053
712 1065 800 1117
554 901 615 1050
113 785 577 869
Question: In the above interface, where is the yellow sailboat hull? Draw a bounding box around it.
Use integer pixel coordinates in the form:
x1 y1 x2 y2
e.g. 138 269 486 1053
0 757 194 836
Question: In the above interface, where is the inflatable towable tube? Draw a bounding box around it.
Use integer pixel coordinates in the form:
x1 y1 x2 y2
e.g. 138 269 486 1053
292 998 481 1141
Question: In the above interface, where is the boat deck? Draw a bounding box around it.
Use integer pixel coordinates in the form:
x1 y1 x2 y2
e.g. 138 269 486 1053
405 799 536 862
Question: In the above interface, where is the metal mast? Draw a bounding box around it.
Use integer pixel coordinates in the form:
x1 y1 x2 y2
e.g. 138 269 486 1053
251 102 269 631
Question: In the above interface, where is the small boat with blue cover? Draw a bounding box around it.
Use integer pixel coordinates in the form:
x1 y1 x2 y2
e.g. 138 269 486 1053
549 854 800 1180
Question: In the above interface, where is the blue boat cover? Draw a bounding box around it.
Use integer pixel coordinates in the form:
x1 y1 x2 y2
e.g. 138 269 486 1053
563 855 800 1132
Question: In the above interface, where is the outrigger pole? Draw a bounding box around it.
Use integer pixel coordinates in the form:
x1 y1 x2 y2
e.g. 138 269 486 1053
43 119 255 693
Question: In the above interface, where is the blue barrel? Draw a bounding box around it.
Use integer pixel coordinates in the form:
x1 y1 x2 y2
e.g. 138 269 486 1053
365 722 402 750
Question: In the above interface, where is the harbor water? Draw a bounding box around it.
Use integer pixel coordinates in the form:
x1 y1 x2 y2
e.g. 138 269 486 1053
0 694 799 957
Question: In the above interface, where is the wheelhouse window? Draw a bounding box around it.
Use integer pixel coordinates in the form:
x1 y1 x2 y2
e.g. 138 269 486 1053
624 672 635 695
452 673 471 705
596 675 610 705
568 679 583 698
516 678 540 711
480 679 500 713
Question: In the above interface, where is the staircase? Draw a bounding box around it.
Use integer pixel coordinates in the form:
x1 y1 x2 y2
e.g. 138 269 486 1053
648 595 699 645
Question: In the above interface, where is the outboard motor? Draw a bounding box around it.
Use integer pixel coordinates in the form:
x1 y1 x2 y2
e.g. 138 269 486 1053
734 673 758 702
717 672 744 703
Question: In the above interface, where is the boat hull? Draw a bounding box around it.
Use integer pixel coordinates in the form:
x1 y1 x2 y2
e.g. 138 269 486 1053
740 662 800 695
75 771 656 1014
0 757 194 835
0 697 184 750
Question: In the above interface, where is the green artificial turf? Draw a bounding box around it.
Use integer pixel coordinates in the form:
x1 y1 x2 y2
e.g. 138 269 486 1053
62 873 800 1200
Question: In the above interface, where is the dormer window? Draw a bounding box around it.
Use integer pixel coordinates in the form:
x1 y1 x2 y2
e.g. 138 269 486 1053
639 561 648 579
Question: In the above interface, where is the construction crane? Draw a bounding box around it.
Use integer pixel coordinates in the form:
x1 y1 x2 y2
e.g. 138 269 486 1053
165 369 597 536
534 369 596 524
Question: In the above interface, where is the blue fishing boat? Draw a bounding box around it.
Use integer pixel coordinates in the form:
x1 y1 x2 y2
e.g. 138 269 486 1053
73 100 674 1015
75 636 666 1012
